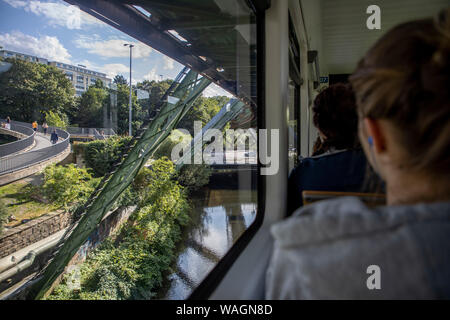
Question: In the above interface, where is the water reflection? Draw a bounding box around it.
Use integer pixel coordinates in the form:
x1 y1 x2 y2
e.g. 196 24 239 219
162 189 257 299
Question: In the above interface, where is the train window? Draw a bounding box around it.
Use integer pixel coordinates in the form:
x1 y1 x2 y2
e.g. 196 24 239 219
0 0 259 300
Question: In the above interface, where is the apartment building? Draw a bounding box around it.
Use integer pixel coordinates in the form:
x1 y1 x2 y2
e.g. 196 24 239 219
0 49 112 96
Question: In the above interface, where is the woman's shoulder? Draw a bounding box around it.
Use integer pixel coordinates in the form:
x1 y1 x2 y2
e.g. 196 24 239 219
271 197 450 248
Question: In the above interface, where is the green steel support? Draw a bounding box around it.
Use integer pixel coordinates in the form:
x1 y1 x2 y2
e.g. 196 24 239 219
28 68 211 299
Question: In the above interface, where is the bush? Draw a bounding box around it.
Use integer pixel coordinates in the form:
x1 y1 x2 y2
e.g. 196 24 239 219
48 158 190 300
41 164 99 208
79 136 132 177
0 200 8 235
45 110 69 129
177 164 212 192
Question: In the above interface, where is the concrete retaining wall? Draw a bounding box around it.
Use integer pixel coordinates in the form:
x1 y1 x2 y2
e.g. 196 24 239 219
0 210 72 259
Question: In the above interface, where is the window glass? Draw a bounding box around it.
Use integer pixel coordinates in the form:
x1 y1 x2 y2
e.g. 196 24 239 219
0 0 258 300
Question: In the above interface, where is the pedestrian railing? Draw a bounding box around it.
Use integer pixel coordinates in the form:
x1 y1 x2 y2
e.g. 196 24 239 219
0 121 36 157
0 121 70 175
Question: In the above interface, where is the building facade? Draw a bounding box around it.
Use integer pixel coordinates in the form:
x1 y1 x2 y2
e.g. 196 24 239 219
0 49 112 96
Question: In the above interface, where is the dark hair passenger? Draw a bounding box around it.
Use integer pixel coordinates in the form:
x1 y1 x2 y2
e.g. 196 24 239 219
287 83 367 214
266 9 450 299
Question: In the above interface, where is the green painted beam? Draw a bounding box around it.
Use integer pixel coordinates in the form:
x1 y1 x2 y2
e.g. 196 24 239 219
27 68 211 300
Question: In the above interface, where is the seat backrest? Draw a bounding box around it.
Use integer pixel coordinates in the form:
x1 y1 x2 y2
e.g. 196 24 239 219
302 190 386 207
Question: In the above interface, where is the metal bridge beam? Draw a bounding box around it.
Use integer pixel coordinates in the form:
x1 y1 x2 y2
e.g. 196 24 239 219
28 68 211 299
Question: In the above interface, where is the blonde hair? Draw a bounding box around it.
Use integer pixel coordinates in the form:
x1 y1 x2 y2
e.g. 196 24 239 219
350 8 450 175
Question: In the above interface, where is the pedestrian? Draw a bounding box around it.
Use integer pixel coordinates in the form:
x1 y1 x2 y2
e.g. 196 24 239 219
32 121 38 132
42 122 49 135
5 116 11 130
50 129 58 144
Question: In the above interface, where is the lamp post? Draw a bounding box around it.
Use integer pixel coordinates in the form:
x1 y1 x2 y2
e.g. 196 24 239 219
124 43 134 136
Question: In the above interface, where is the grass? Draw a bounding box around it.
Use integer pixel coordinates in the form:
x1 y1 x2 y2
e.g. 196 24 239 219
0 180 58 228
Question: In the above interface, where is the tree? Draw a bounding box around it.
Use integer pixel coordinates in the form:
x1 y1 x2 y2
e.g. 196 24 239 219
116 83 145 135
45 110 69 129
136 79 173 114
0 58 75 122
113 74 127 85
177 96 228 134
74 86 108 128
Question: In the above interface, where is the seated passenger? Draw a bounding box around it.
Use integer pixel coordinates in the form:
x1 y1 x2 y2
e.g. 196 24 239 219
267 9 450 299
287 84 367 214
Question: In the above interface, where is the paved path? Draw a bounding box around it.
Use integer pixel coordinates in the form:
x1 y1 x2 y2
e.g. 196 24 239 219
31 132 52 151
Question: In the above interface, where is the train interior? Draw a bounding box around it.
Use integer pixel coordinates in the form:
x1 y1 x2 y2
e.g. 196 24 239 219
0 0 449 300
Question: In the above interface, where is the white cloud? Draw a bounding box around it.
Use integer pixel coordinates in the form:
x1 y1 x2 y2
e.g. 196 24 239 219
163 56 174 70
74 37 152 59
142 67 161 82
203 83 233 97
102 63 129 79
0 31 71 63
3 0 104 29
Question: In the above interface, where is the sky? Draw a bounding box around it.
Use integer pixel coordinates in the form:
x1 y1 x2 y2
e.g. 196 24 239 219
0 0 230 97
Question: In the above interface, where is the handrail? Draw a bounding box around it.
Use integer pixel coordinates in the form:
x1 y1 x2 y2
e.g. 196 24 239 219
0 121 70 175
0 122 36 157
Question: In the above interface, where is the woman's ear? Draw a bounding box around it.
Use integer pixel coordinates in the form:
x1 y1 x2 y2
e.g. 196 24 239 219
364 118 387 154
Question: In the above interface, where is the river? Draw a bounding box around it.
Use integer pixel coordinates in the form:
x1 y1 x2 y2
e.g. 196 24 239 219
159 188 257 299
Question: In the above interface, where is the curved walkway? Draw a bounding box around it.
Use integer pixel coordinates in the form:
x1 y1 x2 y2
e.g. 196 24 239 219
0 123 70 185
32 132 52 151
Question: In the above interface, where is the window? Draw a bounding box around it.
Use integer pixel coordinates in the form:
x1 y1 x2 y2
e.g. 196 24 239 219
0 0 260 301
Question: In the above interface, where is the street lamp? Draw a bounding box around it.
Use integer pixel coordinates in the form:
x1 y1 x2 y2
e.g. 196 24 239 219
124 43 134 136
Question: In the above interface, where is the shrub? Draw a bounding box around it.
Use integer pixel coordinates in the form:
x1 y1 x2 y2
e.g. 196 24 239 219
45 110 69 129
48 158 190 300
0 200 8 235
79 136 132 177
177 164 212 192
41 164 99 208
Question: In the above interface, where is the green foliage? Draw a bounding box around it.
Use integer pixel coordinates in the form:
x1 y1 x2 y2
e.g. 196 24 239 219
113 74 127 85
136 79 173 115
41 164 99 208
48 158 190 300
45 110 68 129
0 200 8 235
177 95 229 134
0 58 75 122
116 83 144 135
153 129 192 159
78 136 132 177
177 164 212 192
73 86 108 128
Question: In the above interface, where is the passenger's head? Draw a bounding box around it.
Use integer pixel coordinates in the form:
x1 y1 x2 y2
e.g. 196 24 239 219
312 83 359 153
350 9 450 201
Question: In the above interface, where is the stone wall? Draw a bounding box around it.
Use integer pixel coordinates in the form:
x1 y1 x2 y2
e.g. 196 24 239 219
3 206 136 299
0 210 72 259
70 206 136 265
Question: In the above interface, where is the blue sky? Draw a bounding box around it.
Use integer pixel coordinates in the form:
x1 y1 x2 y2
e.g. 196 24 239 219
0 0 228 96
